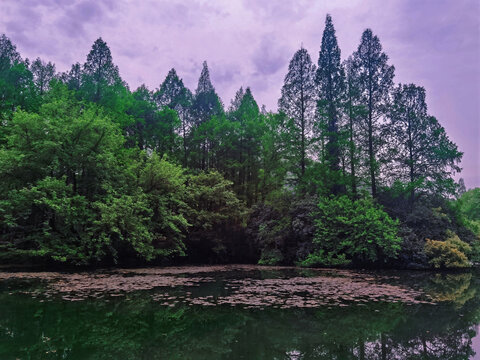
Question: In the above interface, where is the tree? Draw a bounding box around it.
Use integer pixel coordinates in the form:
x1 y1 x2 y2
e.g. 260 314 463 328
351 29 395 197
154 68 193 166
61 62 82 91
82 37 121 102
0 85 126 264
185 170 246 261
388 84 462 200
229 86 245 112
190 61 224 169
279 47 316 182
30 57 56 95
0 34 37 119
316 14 345 194
229 87 263 205
343 57 365 195
139 154 189 258
0 34 21 66
457 178 467 197
259 112 290 201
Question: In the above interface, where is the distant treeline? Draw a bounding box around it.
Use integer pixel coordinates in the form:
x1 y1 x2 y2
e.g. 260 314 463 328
0 15 478 268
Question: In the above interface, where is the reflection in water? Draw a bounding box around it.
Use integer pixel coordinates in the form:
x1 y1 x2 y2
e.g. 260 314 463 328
0 267 479 359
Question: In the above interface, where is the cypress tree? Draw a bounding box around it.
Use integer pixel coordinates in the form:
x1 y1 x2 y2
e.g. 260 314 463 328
351 29 395 197
316 14 345 194
279 47 316 182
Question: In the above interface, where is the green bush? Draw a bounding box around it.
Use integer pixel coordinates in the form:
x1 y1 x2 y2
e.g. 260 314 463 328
300 250 350 267
258 248 284 265
424 233 471 269
308 195 401 266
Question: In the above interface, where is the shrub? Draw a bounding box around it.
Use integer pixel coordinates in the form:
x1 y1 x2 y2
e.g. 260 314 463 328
258 248 284 265
308 195 401 266
424 233 471 269
300 250 350 267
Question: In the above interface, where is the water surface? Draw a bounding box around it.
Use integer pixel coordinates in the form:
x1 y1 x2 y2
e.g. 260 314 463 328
0 265 479 359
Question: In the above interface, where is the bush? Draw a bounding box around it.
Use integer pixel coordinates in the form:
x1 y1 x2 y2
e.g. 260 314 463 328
184 170 247 262
246 193 317 265
424 233 471 269
300 250 350 267
308 195 401 266
258 248 284 265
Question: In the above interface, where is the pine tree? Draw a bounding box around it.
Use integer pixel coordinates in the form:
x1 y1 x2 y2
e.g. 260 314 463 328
61 63 82 91
351 29 395 197
234 87 262 205
83 38 121 102
0 34 36 118
155 68 193 166
343 57 364 195
190 61 223 169
229 87 245 112
316 14 345 194
30 57 56 95
279 47 316 182
388 84 462 200
0 34 22 68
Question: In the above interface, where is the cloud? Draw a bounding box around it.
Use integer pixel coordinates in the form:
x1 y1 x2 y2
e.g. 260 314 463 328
54 0 110 39
252 34 289 76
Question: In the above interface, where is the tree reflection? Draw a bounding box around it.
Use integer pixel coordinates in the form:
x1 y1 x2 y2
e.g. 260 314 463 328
0 271 479 359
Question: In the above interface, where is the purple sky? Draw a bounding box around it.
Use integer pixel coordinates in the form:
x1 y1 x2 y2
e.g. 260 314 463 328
1 0 479 188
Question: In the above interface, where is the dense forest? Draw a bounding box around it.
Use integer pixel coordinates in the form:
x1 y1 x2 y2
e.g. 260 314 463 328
0 15 478 269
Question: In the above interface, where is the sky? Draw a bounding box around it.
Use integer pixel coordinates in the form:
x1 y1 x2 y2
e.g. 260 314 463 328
1 0 479 188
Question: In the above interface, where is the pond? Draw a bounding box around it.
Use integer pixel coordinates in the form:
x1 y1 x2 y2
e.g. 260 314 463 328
0 265 479 359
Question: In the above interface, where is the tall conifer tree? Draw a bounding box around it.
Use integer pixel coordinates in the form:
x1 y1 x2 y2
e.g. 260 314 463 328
155 68 193 166
31 57 56 95
83 38 121 102
279 47 316 182
191 61 223 169
351 29 395 197
388 84 462 200
316 14 345 194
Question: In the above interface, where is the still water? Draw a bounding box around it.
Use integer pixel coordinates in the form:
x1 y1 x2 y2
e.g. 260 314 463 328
0 265 479 359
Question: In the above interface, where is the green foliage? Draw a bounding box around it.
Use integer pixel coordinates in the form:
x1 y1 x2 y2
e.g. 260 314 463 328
0 28 471 269
424 233 471 269
300 249 350 267
247 193 317 265
457 188 480 237
258 248 284 265
310 196 401 265
140 154 189 257
0 89 190 264
0 177 96 264
458 188 480 221
185 170 246 260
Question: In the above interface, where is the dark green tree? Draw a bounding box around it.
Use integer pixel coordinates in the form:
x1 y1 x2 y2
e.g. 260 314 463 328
229 86 245 112
82 37 121 103
229 87 263 205
190 61 224 169
351 29 395 197
316 14 345 194
343 57 365 195
30 57 56 95
0 34 37 120
154 68 193 165
60 62 82 91
388 84 462 200
279 47 316 182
